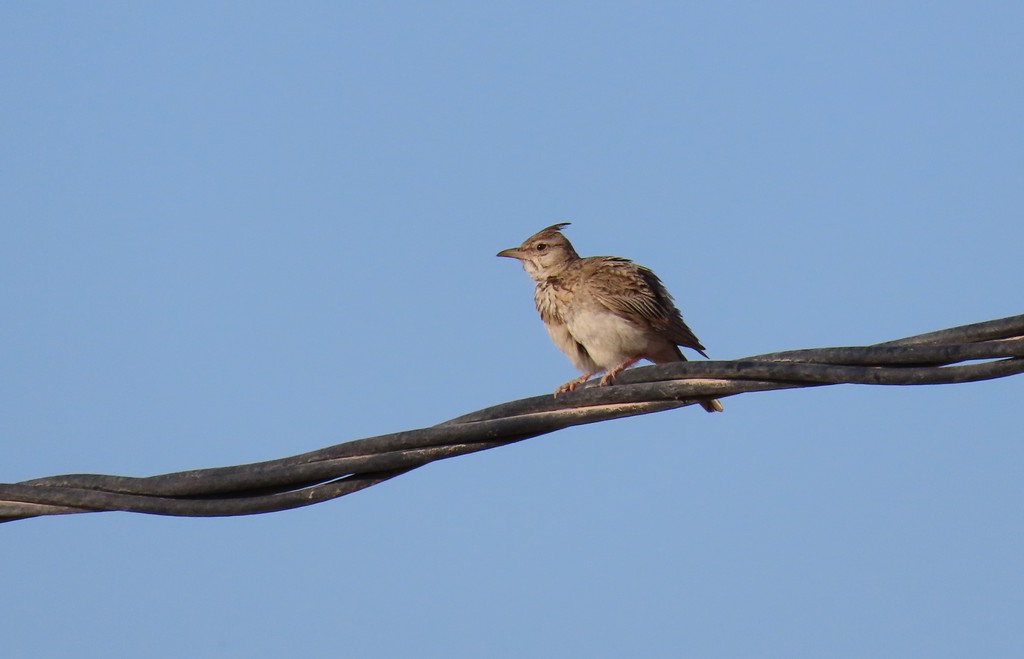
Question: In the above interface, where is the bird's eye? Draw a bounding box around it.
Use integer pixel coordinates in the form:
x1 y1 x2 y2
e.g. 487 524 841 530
535 243 547 252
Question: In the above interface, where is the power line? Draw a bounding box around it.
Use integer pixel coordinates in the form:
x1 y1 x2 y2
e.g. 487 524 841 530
2 313 1022 524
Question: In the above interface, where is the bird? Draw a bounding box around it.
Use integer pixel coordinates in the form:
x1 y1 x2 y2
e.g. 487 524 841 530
497 223 724 413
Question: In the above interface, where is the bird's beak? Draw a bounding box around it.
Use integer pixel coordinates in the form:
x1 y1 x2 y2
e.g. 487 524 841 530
496 247 524 259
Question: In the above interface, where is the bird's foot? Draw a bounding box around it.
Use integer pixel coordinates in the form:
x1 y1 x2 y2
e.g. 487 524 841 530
598 358 641 386
554 372 598 396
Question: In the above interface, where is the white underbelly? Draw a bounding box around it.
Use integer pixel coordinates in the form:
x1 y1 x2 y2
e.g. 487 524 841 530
567 309 658 369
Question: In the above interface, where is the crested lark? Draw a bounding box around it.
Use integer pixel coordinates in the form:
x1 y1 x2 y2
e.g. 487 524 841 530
497 223 724 413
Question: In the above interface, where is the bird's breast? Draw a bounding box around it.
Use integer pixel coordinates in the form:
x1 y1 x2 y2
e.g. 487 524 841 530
533 278 575 324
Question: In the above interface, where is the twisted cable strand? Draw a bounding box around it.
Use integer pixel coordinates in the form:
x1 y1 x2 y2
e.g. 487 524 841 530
2 313 1022 523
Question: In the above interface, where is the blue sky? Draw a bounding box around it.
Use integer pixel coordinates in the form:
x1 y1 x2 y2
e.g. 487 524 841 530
2 2 1022 657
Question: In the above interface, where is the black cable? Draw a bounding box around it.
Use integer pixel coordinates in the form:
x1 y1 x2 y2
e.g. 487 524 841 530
2 313 1022 523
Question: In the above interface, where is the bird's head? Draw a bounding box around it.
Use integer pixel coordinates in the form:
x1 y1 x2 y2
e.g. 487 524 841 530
497 223 579 280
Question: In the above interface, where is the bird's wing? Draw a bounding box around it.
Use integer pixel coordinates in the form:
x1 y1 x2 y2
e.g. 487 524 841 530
585 257 709 356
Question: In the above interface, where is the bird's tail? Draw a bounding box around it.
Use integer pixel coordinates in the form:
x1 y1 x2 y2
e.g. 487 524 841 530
664 346 724 413
701 399 725 413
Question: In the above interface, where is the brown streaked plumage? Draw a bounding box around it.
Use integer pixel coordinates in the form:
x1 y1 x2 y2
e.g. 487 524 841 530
497 223 723 413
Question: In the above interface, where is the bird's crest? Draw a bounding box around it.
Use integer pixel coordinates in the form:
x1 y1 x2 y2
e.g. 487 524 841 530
527 222 571 241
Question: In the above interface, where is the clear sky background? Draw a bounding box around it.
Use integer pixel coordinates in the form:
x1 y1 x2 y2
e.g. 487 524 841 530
2 3 1022 657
